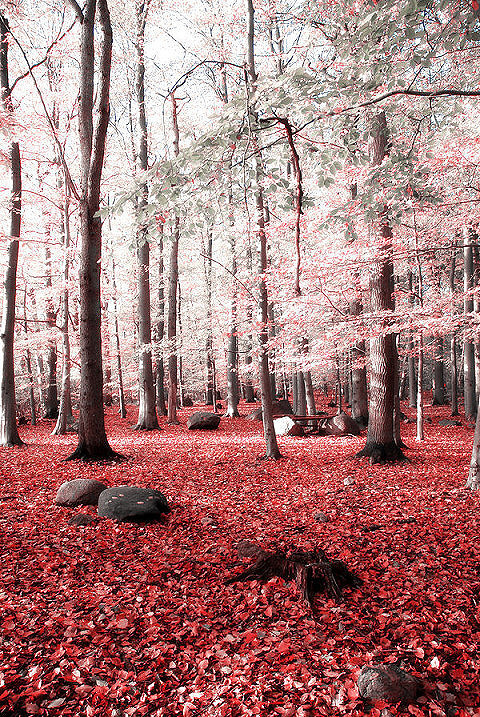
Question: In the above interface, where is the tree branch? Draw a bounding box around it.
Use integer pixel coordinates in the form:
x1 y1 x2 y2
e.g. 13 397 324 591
64 0 84 23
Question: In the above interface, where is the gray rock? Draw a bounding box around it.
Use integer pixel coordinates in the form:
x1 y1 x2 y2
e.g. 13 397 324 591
323 412 361 436
97 486 170 522
314 511 329 523
55 478 107 507
438 419 462 427
357 664 420 703
236 540 264 558
68 513 97 526
274 416 304 437
187 411 221 430
343 477 355 486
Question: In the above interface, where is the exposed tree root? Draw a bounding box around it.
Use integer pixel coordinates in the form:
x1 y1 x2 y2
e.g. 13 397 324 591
65 445 125 462
226 547 362 609
356 441 406 464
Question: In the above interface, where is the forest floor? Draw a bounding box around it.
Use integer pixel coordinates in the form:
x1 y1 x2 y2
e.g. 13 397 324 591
0 399 479 717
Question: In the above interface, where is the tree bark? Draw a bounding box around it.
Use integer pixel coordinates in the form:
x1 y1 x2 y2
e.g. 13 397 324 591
416 334 424 441
0 13 23 447
449 240 459 415
463 227 476 420
111 257 126 419
155 226 167 415
52 194 73 435
246 0 280 459
23 291 36 426
357 111 403 463
66 0 115 459
432 337 445 405
44 244 59 419
167 94 180 424
350 295 368 426
134 0 157 430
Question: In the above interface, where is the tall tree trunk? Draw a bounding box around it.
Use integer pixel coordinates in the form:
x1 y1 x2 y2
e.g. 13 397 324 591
357 111 403 462
44 244 58 419
432 337 445 405
350 293 368 426
463 227 476 420
177 279 185 408
449 240 459 415
167 218 180 424
155 227 167 415
66 0 115 459
134 0 157 430
296 370 307 417
0 13 23 447
23 291 36 426
203 229 215 405
416 334 424 441
224 125 240 417
44 245 59 418
407 272 416 408
52 194 73 435
246 0 280 459
111 257 126 419
167 93 180 424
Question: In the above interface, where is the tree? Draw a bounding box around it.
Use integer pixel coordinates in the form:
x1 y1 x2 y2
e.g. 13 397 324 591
246 0 281 459
0 11 24 447
65 0 115 460
133 0 158 431
357 112 404 463
167 93 180 425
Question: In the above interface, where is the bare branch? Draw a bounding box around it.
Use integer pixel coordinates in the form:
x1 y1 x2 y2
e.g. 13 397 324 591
64 0 84 23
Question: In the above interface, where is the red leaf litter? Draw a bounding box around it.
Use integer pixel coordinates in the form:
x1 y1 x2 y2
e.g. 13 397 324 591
0 400 479 717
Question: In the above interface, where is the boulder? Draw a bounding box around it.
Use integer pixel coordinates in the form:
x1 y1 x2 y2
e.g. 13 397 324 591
236 540 264 558
357 664 420 703
439 418 462 427
97 486 170 522
314 512 329 523
274 416 304 437
68 513 97 527
323 411 361 436
183 396 194 407
187 411 221 430
55 478 107 507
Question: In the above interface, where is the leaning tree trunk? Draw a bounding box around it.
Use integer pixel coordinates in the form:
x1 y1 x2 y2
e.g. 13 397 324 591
463 227 476 421
134 0 158 431
246 0 280 459
0 14 23 447
357 111 403 463
66 0 115 459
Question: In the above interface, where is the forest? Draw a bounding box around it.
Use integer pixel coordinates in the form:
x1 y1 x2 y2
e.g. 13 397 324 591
0 0 480 715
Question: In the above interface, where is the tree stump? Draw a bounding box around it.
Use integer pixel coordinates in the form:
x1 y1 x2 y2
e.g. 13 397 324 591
226 546 362 609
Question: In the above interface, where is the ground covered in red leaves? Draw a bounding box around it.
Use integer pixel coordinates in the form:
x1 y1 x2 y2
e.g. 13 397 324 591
0 400 479 717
